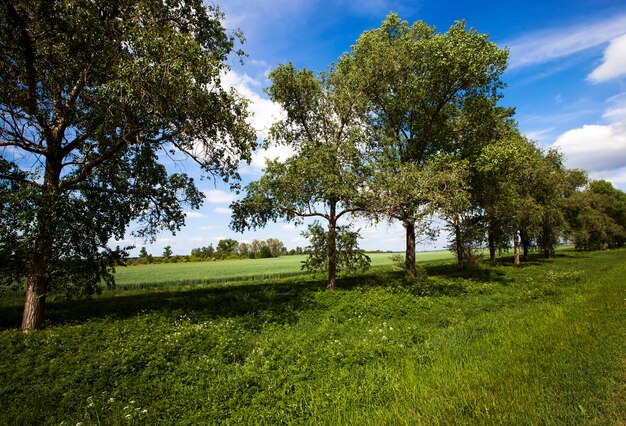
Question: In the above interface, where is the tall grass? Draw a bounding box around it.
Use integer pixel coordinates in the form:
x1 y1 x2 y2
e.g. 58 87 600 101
0 249 623 425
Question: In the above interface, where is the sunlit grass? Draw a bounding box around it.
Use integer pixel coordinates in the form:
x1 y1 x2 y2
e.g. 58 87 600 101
113 250 455 289
0 248 623 425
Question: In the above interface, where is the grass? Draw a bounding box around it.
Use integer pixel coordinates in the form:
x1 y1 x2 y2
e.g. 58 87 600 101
0 248 624 425
112 250 454 289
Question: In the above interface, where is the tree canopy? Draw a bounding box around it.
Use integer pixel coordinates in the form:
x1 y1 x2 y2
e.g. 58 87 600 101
231 63 370 288
337 13 508 276
0 0 256 330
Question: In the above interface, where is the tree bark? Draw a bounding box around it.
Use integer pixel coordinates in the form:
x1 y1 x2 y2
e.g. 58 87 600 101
326 203 337 289
487 218 496 263
513 232 520 266
22 152 61 331
520 227 529 262
454 214 463 271
405 220 416 277
22 260 48 331
542 225 553 258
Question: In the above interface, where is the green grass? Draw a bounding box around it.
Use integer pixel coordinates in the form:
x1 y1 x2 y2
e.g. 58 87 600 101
0 249 624 425
112 250 454 289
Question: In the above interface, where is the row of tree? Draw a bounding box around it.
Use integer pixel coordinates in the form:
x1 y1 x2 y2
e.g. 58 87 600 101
129 238 289 263
231 13 626 289
1 3 624 331
191 238 287 259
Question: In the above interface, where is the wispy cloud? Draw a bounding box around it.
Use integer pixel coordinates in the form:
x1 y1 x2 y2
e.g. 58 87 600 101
203 189 236 204
214 207 232 215
588 34 626 83
184 211 205 218
505 14 626 70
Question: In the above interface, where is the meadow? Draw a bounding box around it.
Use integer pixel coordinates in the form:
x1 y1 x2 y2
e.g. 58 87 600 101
112 251 455 289
0 248 624 425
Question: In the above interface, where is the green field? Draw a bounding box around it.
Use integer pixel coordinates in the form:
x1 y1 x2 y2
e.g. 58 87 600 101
1 248 624 425
113 251 455 288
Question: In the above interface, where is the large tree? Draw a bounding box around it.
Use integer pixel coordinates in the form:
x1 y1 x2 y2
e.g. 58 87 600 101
0 0 256 330
337 13 507 276
230 63 369 289
564 180 626 250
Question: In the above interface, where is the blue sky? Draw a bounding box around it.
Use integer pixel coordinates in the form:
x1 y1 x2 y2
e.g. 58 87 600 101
122 0 626 256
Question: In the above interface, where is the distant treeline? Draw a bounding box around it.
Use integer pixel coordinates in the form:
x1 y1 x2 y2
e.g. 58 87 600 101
126 238 305 265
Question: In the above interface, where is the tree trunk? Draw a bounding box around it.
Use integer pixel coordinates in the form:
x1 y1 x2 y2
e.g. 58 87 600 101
513 232 520 266
22 259 48 331
454 214 463 271
405 220 416 277
543 225 553 258
21 155 60 331
326 204 337 289
487 218 496 263
520 227 529 262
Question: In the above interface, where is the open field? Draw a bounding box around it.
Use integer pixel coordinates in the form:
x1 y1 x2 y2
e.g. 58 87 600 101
113 251 455 289
1 248 624 425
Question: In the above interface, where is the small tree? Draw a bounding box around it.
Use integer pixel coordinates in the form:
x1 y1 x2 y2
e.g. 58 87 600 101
139 247 149 259
258 245 273 259
301 222 370 276
162 246 173 259
231 63 370 288
216 238 238 258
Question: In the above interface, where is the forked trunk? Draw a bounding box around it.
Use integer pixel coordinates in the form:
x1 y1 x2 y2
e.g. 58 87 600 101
405 221 416 277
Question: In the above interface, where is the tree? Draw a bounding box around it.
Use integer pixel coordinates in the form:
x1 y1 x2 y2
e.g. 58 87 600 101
238 242 250 258
564 180 626 250
0 0 256 330
231 63 370 288
476 133 544 265
162 246 173 259
191 244 215 259
138 247 149 259
301 222 370 276
258 245 273 259
216 238 238 258
338 13 507 276
527 150 587 258
265 238 285 257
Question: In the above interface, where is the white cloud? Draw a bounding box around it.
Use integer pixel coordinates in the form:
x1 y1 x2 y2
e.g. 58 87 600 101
222 70 284 137
214 207 232 215
590 167 626 185
184 211 205 218
523 128 555 145
506 14 626 70
250 143 296 172
588 34 626 83
203 189 236 204
554 93 626 173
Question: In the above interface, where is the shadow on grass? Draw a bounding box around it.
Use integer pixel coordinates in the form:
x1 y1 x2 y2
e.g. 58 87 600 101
1 254 559 330
0 279 325 331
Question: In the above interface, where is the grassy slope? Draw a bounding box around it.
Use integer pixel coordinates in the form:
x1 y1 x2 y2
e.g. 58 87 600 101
0 249 624 425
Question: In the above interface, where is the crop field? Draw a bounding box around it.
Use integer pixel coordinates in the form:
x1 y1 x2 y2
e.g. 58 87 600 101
113 251 455 289
1 248 624 425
